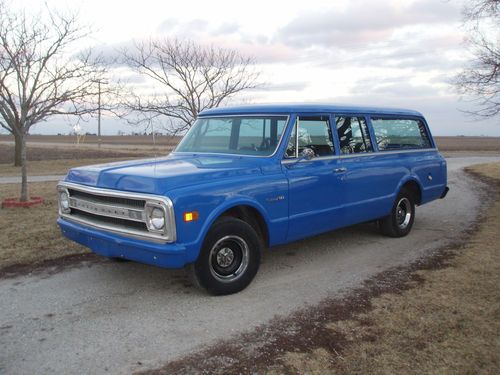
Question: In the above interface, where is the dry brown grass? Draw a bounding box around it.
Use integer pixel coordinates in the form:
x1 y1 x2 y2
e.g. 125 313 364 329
0 182 88 272
435 136 500 152
0 134 181 146
275 163 500 375
0 142 155 176
0 157 138 177
1 134 500 152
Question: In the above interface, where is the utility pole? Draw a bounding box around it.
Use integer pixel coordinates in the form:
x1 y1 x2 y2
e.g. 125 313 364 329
97 80 101 149
94 79 108 149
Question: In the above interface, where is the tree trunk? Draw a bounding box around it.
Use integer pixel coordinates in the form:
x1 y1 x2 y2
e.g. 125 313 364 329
14 132 22 167
19 134 29 202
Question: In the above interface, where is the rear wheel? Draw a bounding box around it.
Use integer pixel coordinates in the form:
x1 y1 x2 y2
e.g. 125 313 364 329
379 188 415 237
191 217 262 295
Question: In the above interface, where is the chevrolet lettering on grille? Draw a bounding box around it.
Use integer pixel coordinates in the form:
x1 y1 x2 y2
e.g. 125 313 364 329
69 198 144 222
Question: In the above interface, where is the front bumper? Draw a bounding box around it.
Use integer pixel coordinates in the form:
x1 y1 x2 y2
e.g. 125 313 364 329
58 217 188 268
440 186 450 199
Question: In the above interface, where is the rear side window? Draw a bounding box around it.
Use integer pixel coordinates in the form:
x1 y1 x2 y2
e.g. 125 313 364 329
336 116 373 154
371 118 431 151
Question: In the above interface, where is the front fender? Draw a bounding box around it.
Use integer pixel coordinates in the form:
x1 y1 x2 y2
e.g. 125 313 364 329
168 175 288 264
198 197 271 246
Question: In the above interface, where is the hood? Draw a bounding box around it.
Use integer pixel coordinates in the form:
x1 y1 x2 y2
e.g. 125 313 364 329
64 154 264 195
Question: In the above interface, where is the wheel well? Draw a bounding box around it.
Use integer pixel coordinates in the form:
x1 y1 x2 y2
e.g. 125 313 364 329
402 180 422 205
217 205 269 247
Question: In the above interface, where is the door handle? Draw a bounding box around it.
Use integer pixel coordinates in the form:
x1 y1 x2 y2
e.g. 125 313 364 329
333 167 347 173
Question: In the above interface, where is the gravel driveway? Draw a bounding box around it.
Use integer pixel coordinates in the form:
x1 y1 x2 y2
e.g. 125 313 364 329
0 156 499 375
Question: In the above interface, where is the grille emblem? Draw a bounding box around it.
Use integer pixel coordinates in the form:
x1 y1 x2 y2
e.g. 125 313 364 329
69 198 143 221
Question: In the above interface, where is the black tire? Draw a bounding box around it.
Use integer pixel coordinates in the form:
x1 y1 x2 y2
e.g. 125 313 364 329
109 257 130 262
191 217 262 295
379 188 415 238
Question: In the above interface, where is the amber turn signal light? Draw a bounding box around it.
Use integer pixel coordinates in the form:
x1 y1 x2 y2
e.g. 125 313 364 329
183 211 199 222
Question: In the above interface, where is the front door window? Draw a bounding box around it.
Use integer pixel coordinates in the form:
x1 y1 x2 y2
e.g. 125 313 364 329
285 116 335 158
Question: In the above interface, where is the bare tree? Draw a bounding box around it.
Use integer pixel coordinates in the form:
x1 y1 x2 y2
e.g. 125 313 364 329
121 38 260 134
0 2 108 201
455 0 500 118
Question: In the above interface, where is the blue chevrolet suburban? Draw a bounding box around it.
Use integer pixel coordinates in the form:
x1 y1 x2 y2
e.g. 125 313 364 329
57 104 448 295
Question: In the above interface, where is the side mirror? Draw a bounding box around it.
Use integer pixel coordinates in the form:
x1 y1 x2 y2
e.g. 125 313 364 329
284 147 315 169
301 148 315 161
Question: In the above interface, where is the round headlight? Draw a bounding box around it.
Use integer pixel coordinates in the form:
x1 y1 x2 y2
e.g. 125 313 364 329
149 207 165 230
60 191 70 211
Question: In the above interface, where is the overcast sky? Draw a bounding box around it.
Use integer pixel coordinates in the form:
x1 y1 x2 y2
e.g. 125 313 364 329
8 0 500 136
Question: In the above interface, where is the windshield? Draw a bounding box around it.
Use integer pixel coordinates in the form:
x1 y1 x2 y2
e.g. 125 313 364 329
175 116 288 156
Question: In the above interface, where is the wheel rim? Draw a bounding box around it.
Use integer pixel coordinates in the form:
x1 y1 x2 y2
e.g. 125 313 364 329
209 235 250 283
396 197 412 229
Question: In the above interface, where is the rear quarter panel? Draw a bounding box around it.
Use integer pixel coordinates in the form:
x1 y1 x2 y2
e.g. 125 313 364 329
366 150 447 209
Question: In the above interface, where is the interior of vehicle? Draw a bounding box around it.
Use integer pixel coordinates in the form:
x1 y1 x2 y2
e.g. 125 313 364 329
285 116 335 158
336 116 373 154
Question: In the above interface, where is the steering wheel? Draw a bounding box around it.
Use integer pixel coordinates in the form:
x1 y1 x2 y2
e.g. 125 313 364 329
302 144 317 156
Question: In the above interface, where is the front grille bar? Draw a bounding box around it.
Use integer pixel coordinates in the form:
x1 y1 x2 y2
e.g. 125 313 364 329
68 196 146 223
58 182 176 243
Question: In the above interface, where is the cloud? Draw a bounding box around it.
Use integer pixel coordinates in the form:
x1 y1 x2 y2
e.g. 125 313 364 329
309 29 466 73
346 74 451 99
157 18 179 32
367 82 442 97
156 17 237 38
253 81 310 92
157 18 209 35
212 22 240 36
149 18 296 63
275 0 462 49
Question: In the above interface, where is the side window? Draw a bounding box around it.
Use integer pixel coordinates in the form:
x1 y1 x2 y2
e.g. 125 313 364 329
238 118 267 151
238 117 287 153
285 116 334 158
336 116 373 154
371 118 432 151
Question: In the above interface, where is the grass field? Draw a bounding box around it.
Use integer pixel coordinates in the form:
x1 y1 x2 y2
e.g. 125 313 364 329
0 181 89 276
0 143 156 176
140 163 500 375
269 163 500 374
1 134 500 151
0 134 181 146
435 136 500 152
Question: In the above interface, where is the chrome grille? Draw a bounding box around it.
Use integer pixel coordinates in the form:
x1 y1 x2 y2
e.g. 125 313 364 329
68 195 145 222
68 189 146 208
58 182 176 243
72 209 148 231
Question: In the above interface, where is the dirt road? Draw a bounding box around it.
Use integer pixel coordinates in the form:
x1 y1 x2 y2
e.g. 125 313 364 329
0 156 499 375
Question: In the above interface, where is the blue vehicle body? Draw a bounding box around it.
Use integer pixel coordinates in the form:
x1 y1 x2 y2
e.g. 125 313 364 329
57 104 448 270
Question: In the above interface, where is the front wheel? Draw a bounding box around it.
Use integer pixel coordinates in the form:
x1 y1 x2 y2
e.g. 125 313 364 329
379 188 415 237
191 217 262 295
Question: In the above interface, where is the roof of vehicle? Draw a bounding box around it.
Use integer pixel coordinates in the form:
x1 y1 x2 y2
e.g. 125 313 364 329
199 103 424 117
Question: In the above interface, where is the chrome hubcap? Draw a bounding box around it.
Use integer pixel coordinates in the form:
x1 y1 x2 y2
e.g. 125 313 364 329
216 247 235 268
396 198 412 229
209 235 250 283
